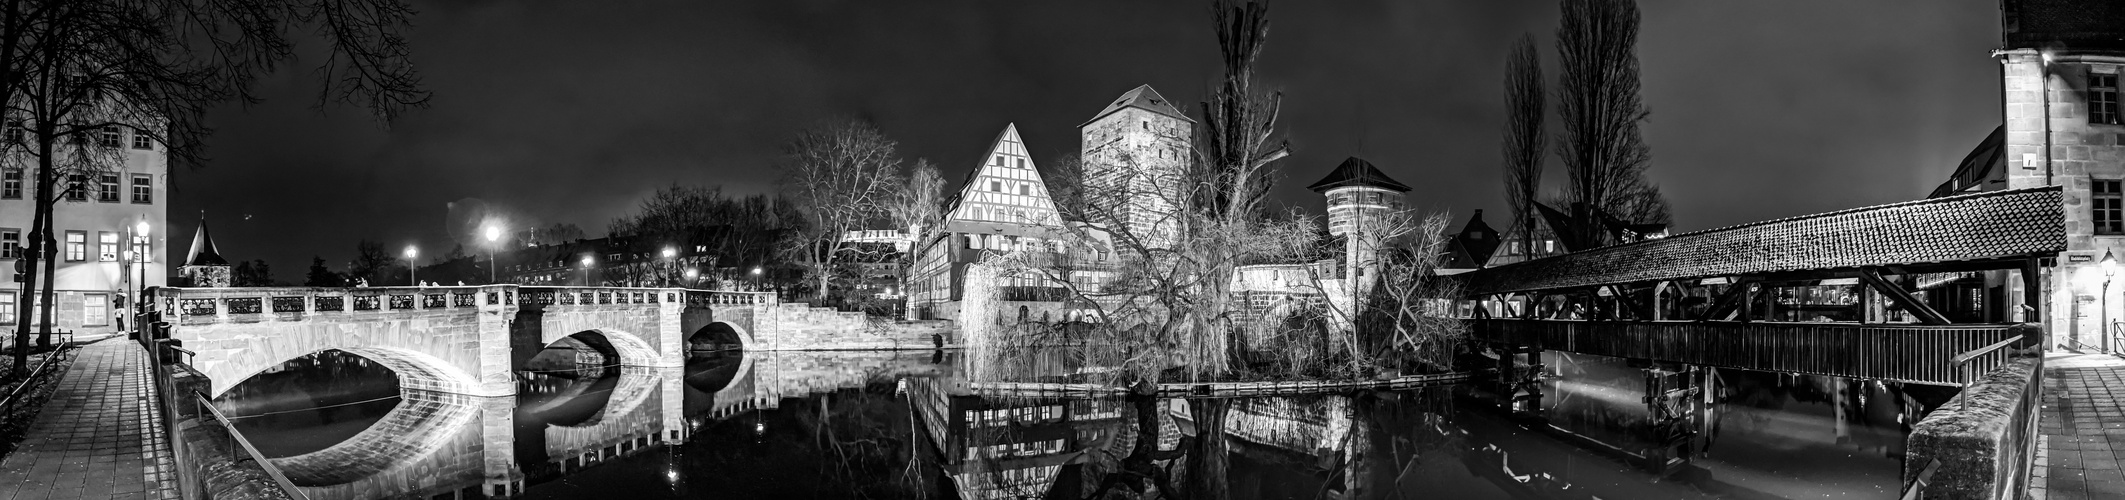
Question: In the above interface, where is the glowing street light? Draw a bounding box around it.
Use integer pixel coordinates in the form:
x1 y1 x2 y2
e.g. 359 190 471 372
484 225 503 284
661 247 677 287
404 245 419 286
750 266 763 292
683 268 699 288
581 255 595 286
2106 250 2119 352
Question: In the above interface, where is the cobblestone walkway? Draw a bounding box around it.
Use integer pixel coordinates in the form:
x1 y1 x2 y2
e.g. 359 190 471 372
2035 352 2125 500
0 340 177 500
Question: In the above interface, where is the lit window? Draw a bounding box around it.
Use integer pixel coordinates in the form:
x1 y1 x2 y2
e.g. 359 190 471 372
98 231 117 261
2097 179 2123 235
64 231 85 262
83 293 106 326
2 168 19 199
0 292 13 324
96 126 119 148
0 229 18 259
2095 74 2121 126
131 174 150 204
131 128 152 150
96 173 118 202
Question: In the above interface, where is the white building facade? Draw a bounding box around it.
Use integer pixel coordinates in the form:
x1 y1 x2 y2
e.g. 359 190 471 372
1 125 169 334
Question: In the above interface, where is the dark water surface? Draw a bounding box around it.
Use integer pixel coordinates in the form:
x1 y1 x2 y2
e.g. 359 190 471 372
214 348 1939 499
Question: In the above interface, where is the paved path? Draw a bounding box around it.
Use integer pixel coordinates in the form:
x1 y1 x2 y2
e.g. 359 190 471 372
2035 351 2125 500
0 339 178 500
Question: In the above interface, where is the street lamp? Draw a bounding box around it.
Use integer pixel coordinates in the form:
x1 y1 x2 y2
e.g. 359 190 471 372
129 220 149 333
661 247 677 287
484 225 502 284
684 268 699 289
2105 250 2118 352
404 245 419 286
751 266 763 292
581 255 595 286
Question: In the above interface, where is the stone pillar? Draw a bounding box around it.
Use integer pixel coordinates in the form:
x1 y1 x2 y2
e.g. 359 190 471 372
474 284 520 396
659 366 687 444
653 290 686 366
478 395 523 498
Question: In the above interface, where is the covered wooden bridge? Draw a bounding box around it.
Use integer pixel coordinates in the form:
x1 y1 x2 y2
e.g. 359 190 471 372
1452 186 2065 386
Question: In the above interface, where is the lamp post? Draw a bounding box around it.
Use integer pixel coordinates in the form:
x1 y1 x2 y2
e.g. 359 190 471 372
751 266 763 293
125 220 149 334
683 268 698 289
2105 250 2118 352
404 245 419 286
581 256 595 286
484 226 502 284
661 247 677 287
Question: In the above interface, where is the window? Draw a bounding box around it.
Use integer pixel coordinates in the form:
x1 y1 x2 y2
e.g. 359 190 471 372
2094 74 2121 126
2 168 19 199
993 155 1002 166
990 181 1001 192
1 229 17 259
63 173 85 201
96 126 119 148
96 173 118 202
1018 185 1028 196
2098 179 2124 235
1016 158 1026 169
63 231 84 262
131 128 152 150
98 231 116 261
3 121 19 144
83 293 106 326
131 174 150 204
0 292 12 324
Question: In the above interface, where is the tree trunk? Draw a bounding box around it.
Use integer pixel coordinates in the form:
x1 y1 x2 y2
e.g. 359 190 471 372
1184 398 1231 499
36 146 58 349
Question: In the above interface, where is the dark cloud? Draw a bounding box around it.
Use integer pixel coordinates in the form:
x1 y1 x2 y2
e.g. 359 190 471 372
174 0 2000 275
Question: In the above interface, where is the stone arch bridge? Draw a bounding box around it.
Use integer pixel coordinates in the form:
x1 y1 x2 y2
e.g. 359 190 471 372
151 285 949 397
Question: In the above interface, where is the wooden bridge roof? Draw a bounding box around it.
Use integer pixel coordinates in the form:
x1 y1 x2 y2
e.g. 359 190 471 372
1455 186 2065 295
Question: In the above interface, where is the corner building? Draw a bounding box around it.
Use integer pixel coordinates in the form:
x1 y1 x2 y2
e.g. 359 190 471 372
0 125 169 334
1081 85 1193 251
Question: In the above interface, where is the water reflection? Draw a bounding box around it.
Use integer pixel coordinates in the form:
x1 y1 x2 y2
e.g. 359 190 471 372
213 346 1940 500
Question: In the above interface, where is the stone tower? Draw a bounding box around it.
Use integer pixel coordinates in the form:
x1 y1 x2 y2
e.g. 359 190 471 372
1081 84 1194 251
180 213 230 287
1308 156 1412 281
1995 0 2125 347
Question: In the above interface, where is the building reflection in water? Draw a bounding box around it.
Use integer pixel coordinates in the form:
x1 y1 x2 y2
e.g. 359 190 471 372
210 345 1941 500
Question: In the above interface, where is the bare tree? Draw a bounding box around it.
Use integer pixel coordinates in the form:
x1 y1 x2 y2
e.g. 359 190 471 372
779 118 903 302
1501 34 1546 251
1553 0 1666 249
888 159 943 311
4 0 426 375
1197 0 1290 222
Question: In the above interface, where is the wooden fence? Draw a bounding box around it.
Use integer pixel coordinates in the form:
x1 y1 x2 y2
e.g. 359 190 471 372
1469 319 2035 386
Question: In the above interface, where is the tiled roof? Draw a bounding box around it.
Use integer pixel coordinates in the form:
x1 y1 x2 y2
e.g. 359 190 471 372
1307 157 1412 193
1083 84 1193 126
184 213 228 267
1456 186 2066 295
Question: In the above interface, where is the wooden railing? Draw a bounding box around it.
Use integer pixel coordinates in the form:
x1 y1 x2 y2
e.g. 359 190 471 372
1469 319 2034 386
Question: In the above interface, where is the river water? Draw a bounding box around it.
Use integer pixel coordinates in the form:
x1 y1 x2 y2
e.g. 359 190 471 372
214 347 1944 499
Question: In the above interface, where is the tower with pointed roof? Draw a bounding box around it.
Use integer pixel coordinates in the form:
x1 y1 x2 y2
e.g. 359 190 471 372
1308 156 1411 288
180 213 230 287
1081 84 1193 251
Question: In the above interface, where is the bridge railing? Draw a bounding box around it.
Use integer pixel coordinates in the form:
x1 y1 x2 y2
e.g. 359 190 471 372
1469 319 2036 386
155 286 519 325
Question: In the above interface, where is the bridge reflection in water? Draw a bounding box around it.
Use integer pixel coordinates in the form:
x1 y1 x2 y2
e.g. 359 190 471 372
215 346 1929 500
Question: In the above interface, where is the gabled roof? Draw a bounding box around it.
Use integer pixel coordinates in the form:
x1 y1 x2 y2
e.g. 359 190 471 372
1308 157 1412 193
940 123 1063 228
184 213 228 267
1082 84 1193 126
1452 210 1501 267
1456 186 2066 295
1929 125 2006 199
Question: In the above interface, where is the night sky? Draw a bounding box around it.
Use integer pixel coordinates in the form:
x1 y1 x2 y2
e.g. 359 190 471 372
173 1 2003 277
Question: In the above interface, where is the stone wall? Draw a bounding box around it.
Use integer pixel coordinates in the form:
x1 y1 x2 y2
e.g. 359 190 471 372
748 302 951 350
1902 356 2044 500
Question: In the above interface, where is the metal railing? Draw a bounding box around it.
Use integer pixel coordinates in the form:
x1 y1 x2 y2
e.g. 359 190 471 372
1950 335 2023 411
193 391 309 500
1900 458 1942 500
2112 322 2125 357
0 343 81 430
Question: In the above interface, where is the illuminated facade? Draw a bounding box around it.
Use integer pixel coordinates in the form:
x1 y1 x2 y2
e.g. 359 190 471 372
0 126 169 333
1082 84 1193 251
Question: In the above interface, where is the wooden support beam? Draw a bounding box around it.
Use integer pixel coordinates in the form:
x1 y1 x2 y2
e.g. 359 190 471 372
1613 284 1651 321
1697 283 1749 322
1858 268 1951 325
1522 292 1543 320
2022 257 2044 325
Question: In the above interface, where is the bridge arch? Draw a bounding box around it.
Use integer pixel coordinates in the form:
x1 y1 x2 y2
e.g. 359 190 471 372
545 328 661 368
213 346 482 399
688 322 751 351
268 389 486 487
